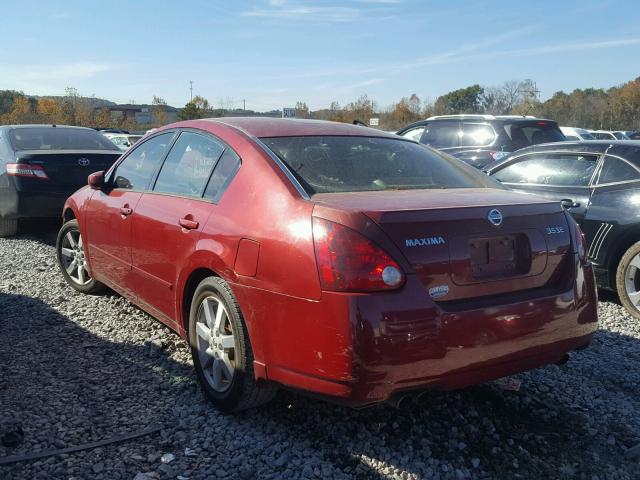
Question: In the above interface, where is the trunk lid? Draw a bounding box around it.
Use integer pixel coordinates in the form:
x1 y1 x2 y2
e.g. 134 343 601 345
312 188 571 301
13 150 121 193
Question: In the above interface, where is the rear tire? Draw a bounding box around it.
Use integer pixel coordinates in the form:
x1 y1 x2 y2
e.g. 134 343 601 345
616 241 640 320
189 276 277 412
56 219 105 294
0 218 18 237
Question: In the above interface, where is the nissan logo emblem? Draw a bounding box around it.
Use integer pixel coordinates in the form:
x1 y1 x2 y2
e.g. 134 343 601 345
487 209 503 226
78 158 90 167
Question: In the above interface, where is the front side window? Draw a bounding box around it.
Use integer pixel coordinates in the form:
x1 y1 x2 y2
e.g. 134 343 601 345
112 132 174 190
261 136 502 194
154 131 225 197
421 122 460 148
493 153 598 186
598 157 640 184
460 123 496 146
9 127 119 151
400 126 425 142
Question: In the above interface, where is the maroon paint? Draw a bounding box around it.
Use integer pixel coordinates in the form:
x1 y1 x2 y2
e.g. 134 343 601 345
63 118 598 406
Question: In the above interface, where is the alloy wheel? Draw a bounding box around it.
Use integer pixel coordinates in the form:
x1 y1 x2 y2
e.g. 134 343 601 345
624 253 640 313
59 230 92 286
196 296 236 392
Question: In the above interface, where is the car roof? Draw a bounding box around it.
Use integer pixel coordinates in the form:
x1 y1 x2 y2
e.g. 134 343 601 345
397 115 557 133
0 124 96 131
194 117 398 139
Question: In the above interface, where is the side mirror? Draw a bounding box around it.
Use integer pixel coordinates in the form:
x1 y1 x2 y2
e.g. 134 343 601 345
88 171 105 190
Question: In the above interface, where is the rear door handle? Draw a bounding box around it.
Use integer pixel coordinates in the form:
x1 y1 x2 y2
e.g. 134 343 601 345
560 198 580 209
120 206 133 216
179 217 199 230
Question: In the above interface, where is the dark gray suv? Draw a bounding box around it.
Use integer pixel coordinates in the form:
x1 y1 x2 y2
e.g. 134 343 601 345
397 114 566 169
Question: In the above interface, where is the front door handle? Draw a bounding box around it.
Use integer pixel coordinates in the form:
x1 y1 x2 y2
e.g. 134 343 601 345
179 217 199 230
560 198 580 209
120 206 133 216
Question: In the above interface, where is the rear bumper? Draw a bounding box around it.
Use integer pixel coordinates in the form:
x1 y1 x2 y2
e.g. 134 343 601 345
234 255 598 406
0 190 71 219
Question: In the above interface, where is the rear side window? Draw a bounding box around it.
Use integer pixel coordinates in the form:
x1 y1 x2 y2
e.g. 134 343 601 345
112 133 174 190
204 150 241 202
9 127 119 151
503 122 565 150
460 123 496 146
421 122 460 148
154 132 225 198
598 157 640 184
400 126 425 142
261 136 502 194
493 153 598 186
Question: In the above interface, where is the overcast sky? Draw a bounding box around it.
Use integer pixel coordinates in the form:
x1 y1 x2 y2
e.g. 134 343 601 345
1 0 639 110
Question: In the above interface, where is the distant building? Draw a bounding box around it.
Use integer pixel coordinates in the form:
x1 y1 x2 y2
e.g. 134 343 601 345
102 104 179 124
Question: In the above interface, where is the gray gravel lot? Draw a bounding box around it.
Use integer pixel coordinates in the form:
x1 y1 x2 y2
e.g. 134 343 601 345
1 229 639 480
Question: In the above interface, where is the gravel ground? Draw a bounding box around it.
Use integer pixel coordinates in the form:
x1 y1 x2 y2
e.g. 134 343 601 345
1 228 639 480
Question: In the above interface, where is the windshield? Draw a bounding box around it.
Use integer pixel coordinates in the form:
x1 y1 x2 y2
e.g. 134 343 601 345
9 127 120 151
261 136 502 194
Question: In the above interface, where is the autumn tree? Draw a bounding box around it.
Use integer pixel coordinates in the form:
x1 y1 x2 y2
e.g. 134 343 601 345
178 95 211 121
152 95 168 126
295 101 309 119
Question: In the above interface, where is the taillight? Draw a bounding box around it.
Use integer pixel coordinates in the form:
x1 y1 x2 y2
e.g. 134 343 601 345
312 217 405 292
575 223 588 264
6 163 49 179
565 212 588 263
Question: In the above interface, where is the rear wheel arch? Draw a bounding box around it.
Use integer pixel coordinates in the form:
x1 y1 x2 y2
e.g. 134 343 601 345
182 267 220 335
63 207 76 223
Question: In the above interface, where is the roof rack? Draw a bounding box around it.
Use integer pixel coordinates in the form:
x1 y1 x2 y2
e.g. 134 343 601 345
426 114 495 120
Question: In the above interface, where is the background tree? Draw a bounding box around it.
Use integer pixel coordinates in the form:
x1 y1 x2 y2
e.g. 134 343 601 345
295 101 309 119
152 95 167 126
433 84 484 115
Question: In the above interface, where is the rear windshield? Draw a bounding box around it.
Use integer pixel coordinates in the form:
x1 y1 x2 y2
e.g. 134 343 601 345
9 127 119 151
261 136 502 194
503 121 565 150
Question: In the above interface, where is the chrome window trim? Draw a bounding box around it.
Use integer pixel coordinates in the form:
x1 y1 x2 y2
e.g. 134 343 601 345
253 137 311 200
491 150 602 187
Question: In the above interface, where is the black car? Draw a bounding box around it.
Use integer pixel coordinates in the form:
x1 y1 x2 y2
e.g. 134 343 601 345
485 140 640 319
0 125 122 236
397 115 566 169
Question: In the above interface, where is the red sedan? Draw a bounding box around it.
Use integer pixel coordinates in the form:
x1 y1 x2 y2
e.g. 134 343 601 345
56 118 598 411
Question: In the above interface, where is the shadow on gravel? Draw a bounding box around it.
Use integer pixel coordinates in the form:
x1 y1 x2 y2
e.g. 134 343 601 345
1 287 639 480
4 219 59 246
0 291 197 479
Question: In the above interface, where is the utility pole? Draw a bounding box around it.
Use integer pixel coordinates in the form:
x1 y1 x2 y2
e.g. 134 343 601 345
242 99 246 112
189 81 193 101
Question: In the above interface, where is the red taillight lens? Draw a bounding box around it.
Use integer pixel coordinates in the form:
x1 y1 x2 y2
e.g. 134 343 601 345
312 217 405 292
6 163 49 179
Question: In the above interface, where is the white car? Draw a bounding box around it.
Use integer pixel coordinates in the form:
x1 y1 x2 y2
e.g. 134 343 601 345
102 133 143 151
560 126 595 141
589 130 630 140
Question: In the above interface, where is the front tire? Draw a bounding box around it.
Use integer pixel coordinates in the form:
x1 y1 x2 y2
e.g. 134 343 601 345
616 241 640 320
56 219 105 294
189 276 277 412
